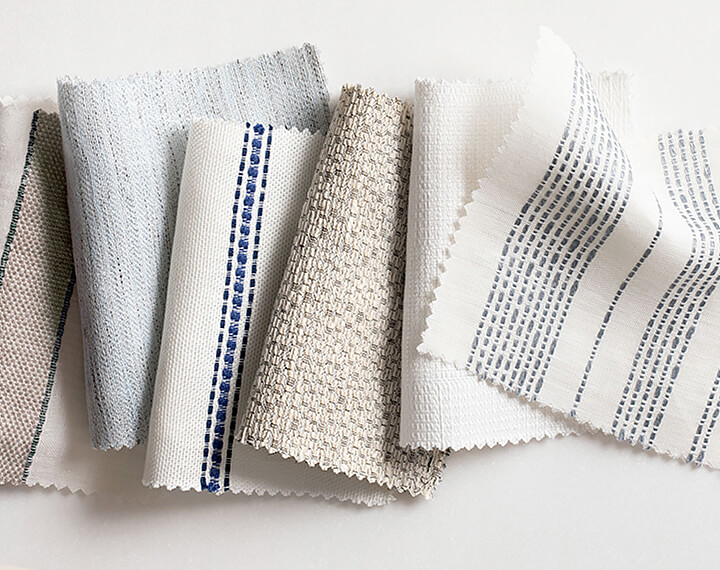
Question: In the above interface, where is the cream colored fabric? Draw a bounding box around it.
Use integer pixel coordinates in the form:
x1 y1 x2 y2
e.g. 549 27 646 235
421 28 720 469
401 72 633 450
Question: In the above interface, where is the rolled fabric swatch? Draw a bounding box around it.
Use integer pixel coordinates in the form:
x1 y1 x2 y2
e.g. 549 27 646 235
0 104 147 494
240 86 446 498
401 72 633 450
58 44 332 450
421 28 720 468
144 118 394 505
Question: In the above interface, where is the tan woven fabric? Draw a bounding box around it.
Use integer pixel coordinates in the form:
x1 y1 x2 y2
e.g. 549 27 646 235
240 85 446 497
0 110 74 484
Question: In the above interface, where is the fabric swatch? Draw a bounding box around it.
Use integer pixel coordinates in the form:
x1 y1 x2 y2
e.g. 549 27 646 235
57 44 332 450
240 86 447 498
402 72 633 450
0 103 147 494
144 118 394 505
421 28 720 468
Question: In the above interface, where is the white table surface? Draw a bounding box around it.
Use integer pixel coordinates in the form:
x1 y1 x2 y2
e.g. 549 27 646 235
2 0 720 568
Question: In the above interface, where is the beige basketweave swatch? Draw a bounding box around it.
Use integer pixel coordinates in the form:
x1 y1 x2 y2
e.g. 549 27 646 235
239 85 447 498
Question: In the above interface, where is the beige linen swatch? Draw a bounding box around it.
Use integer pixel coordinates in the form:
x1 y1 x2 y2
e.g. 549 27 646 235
240 85 446 498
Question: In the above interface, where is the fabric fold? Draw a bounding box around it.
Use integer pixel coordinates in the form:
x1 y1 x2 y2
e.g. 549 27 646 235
240 85 446 498
401 72 633 450
57 44 332 450
0 102 147 495
421 28 720 468
144 118 394 505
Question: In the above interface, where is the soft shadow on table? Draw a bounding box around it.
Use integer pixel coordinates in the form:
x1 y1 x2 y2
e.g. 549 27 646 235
3 428 716 522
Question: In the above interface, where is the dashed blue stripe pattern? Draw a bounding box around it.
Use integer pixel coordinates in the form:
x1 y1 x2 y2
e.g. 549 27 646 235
612 130 720 447
222 125 273 491
465 58 633 400
571 196 664 416
688 369 720 465
201 123 271 493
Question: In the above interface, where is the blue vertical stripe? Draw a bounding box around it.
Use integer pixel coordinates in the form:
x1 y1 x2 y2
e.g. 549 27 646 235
223 125 273 491
201 124 251 492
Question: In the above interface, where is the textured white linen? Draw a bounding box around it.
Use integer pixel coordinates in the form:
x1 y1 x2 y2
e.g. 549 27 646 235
421 28 720 468
401 72 633 450
144 119 394 505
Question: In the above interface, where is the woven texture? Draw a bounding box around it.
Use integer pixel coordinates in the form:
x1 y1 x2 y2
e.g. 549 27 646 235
0 102 149 495
0 110 73 484
402 73 633 450
421 29 720 468
58 44 332 450
240 86 446 498
144 119 393 505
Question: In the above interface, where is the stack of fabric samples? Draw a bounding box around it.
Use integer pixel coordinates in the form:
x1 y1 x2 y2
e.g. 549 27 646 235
2 28 720 508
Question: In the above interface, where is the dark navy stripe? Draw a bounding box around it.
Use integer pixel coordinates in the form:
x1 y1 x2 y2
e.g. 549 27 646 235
201 124 251 492
205 125 265 493
223 124 272 491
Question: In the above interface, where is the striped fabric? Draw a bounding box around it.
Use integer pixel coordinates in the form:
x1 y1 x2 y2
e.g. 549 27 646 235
401 72 633 452
0 101 149 496
421 29 720 467
0 109 74 485
144 119 395 506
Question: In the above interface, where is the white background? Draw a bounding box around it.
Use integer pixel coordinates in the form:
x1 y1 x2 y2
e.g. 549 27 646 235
2 0 720 568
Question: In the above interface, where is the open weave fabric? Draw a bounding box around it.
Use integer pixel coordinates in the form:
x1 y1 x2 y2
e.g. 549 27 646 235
240 86 446 498
144 119 393 505
402 73 633 450
0 104 147 493
57 44 332 450
421 28 720 467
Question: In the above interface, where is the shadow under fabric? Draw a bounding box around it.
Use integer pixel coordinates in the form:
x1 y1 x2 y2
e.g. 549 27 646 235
57 44 332 450
240 86 446 498
421 28 720 469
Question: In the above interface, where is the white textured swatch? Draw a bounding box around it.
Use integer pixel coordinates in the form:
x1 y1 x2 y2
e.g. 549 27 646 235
402 71 633 450
421 28 720 469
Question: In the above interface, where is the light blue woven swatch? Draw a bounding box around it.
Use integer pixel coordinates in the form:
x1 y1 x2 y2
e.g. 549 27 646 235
57 44 330 450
